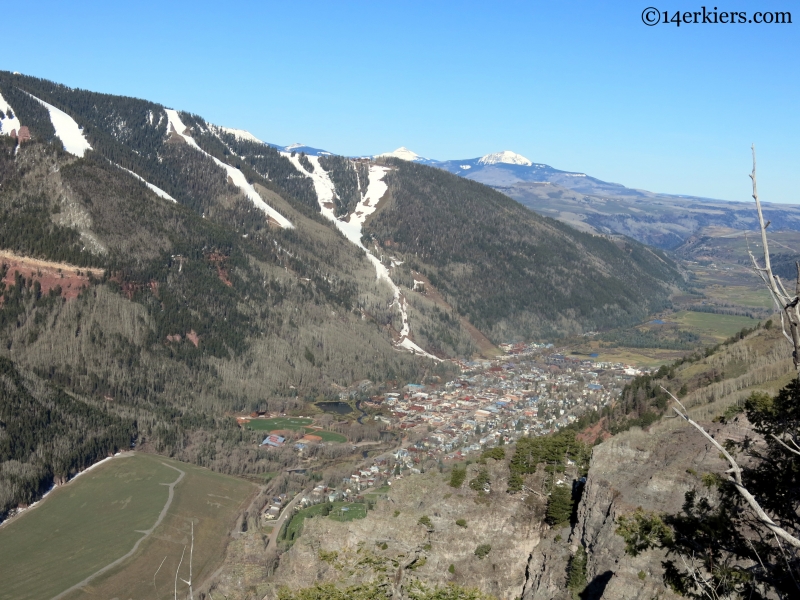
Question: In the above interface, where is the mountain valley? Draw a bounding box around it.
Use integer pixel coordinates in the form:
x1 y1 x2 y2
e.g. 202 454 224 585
0 70 798 600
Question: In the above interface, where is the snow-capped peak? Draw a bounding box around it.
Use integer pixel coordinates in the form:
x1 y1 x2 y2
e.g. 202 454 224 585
478 150 532 167
285 143 305 150
375 147 425 162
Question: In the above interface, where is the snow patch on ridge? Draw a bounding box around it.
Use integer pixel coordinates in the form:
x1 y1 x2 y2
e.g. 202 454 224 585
217 126 265 145
285 153 439 361
375 147 426 162
164 109 293 228
478 150 532 166
24 92 92 157
0 91 22 137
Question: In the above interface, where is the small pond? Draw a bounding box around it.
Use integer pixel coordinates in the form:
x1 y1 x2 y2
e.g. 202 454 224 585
316 401 354 415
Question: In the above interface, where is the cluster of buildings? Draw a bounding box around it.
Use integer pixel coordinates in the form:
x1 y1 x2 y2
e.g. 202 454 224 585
260 348 651 523
362 348 647 465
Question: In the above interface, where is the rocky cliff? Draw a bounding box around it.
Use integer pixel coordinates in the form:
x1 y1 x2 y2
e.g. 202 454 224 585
524 410 754 599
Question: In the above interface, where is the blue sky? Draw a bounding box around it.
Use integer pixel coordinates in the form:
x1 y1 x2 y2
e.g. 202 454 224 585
6 1 799 202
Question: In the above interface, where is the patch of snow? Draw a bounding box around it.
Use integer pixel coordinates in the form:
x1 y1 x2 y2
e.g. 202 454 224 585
565 173 587 177
164 109 201 150
459 164 471 170
397 337 439 359
24 92 92 157
217 126 265 145
375 147 426 162
0 91 22 137
413 279 424 290
164 109 293 228
115 164 176 202
69 455 116 482
286 153 439 361
147 110 153 126
285 143 305 150
477 150 532 167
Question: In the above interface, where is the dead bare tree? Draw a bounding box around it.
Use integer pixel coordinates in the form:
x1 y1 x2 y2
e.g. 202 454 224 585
638 150 800 597
747 144 800 371
663 386 800 549
656 147 800 549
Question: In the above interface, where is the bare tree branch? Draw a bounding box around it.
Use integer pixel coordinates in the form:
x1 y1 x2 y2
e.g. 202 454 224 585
770 434 800 457
773 533 800 593
748 145 800 369
662 386 800 549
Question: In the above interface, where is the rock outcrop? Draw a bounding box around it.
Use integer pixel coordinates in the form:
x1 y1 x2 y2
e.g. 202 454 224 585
525 415 749 599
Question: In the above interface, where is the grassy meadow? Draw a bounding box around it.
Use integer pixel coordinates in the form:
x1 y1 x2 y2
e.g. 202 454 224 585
671 311 759 343
0 453 255 600
282 501 367 543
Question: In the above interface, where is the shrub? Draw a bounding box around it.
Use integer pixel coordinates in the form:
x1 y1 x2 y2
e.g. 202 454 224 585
418 515 433 529
615 508 673 557
449 466 466 488
455 519 467 528
318 549 338 564
566 546 587 596
484 447 505 461
474 544 491 559
469 469 490 492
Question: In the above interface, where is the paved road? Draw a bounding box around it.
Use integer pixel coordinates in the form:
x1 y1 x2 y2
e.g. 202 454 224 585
265 490 306 550
51 462 186 600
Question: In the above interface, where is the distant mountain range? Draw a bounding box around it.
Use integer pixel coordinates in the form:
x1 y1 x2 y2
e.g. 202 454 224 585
363 147 800 249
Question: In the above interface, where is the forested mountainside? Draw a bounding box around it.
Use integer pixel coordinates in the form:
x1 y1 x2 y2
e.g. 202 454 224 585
0 71 685 517
365 159 682 341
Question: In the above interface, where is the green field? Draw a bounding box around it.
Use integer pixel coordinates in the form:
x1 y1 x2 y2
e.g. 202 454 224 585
702 285 772 309
283 502 367 542
329 502 367 521
247 417 347 442
672 311 758 343
304 429 348 443
246 417 312 431
0 453 255 600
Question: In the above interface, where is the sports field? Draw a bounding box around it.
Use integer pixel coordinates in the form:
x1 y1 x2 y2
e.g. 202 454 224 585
247 417 347 442
246 417 313 431
0 453 255 600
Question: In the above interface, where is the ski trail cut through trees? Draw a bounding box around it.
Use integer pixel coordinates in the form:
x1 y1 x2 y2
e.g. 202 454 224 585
163 109 294 228
22 91 92 157
0 91 22 138
114 163 176 202
284 152 439 361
